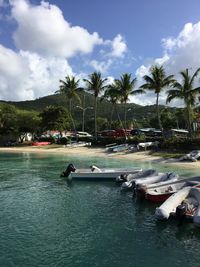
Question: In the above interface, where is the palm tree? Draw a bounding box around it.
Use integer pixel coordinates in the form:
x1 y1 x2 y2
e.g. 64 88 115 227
115 73 143 129
57 75 81 131
166 68 200 135
140 65 175 132
83 72 108 139
102 83 122 129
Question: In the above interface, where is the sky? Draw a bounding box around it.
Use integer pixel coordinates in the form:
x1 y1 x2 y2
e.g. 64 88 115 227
1 0 200 106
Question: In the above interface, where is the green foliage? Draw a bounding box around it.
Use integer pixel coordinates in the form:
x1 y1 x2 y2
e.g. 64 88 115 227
58 137 70 145
128 135 146 143
39 105 70 131
17 109 41 133
161 137 200 150
0 103 18 134
167 68 200 135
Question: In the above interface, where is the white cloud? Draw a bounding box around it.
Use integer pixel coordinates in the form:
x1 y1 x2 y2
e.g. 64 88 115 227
0 0 129 101
10 0 103 58
105 34 127 58
89 59 113 74
134 21 200 107
0 44 73 100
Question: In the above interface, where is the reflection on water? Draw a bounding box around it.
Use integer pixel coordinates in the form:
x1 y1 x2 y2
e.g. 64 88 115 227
0 152 200 267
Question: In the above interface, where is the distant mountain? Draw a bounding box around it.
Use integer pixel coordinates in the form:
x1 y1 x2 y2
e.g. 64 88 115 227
0 92 170 121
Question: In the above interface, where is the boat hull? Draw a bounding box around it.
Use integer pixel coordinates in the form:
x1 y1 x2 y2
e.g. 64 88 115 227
70 168 142 180
146 192 174 203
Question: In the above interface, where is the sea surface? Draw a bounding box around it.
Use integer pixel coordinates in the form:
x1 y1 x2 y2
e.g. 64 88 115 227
0 152 200 267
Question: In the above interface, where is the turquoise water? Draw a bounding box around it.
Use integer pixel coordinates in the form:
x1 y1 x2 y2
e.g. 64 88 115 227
0 152 200 267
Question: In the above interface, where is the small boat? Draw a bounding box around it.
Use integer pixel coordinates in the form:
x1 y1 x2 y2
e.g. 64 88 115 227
179 150 200 162
64 141 91 148
106 143 129 153
176 187 200 223
61 163 142 180
120 169 158 190
144 177 200 203
32 141 51 146
193 188 200 226
134 172 179 190
155 186 192 220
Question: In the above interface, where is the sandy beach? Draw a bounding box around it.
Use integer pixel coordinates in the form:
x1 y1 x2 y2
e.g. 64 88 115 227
0 145 200 170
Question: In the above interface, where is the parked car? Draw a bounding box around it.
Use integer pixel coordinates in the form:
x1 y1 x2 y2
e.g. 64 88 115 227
75 131 93 138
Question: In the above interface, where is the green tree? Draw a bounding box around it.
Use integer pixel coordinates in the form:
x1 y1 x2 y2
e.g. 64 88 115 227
102 83 122 129
0 104 18 135
166 68 200 135
140 65 175 132
17 110 41 142
57 75 81 131
83 72 108 139
39 106 70 133
115 73 143 130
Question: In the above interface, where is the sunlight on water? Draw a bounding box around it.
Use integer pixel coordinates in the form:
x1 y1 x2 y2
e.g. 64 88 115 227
0 152 200 267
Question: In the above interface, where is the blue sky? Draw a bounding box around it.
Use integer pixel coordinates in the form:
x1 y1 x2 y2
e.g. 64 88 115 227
0 0 200 105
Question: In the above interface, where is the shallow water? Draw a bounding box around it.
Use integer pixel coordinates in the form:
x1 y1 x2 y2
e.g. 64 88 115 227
0 152 200 267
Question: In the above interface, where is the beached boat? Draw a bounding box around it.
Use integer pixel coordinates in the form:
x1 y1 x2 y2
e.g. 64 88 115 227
64 141 91 148
32 141 51 146
61 164 142 180
143 177 200 203
179 150 200 162
120 169 158 190
106 143 129 153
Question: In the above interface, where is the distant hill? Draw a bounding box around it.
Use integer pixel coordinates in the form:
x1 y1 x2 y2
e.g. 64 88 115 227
0 92 171 121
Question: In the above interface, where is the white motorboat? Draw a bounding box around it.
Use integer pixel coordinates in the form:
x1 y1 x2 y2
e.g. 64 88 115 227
120 169 158 190
61 163 142 180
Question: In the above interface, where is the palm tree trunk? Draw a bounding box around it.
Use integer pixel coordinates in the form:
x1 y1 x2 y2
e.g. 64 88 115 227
69 99 76 132
124 105 127 129
124 104 127 140
115 104 124 130
156 93 163 132
110 105 114 130
94 97 97 139
187 103 192 137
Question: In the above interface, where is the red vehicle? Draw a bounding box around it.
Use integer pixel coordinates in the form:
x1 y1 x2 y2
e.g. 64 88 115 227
99 129 131 138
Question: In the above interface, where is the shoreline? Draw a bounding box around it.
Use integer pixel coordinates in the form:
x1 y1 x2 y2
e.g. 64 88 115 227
1 145 200 170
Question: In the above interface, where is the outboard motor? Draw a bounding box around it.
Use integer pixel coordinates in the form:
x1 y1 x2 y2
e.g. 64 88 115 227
60 163 76 178
176 203 187 224
116 173 128 184
136 184 147 199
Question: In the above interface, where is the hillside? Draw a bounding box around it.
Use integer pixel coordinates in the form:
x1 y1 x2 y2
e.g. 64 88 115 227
1 92 169 121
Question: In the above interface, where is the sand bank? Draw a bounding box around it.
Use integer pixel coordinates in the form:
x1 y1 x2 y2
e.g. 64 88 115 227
0 145 200 170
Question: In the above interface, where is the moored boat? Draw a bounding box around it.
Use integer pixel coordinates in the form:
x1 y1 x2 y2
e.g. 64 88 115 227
155 186 192 220
120 169 158 190
143 177 200 203
176 187 200 223
61 164 142 180
134 172 179 191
